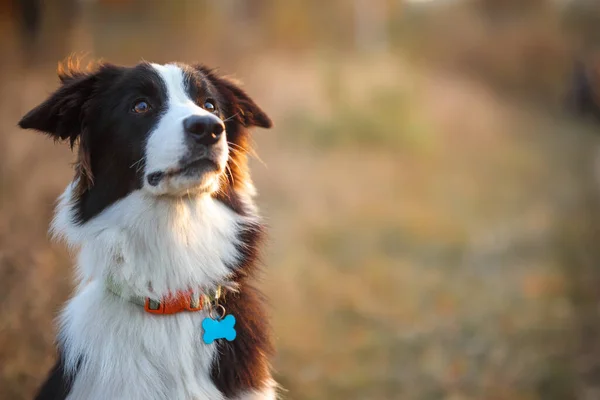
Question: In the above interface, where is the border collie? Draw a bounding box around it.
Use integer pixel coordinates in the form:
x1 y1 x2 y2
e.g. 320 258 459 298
18 59 275 400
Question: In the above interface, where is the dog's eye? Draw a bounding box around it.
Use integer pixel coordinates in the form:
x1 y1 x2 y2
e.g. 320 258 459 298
203 100 217 113
132 100 151 114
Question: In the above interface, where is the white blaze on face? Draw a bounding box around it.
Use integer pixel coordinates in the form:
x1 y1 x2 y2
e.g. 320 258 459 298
144 63 227 195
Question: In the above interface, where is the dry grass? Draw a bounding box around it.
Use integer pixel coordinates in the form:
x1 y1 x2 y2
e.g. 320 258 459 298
2 2 600 399
257 55 600 399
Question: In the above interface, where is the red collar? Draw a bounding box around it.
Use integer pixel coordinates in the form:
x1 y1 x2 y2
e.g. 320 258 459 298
144 290 204 315
105 276 224 315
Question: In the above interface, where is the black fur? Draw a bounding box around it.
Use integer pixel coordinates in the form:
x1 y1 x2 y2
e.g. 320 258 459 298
18 62 164 223
20 60 274 399
211 284 274 397
34 353 74 400
18 61 271 223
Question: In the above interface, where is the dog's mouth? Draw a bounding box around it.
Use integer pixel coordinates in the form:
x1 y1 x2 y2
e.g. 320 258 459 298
147 158 220 187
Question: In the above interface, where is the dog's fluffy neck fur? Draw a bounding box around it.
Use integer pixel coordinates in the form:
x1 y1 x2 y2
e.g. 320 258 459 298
51 184 274 400
53 181 256 298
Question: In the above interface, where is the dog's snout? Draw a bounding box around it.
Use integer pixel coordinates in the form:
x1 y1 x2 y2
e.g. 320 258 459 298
183 115 224 145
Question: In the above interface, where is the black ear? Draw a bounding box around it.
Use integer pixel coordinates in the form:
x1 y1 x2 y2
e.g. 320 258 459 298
197 65 273 129
18 62 105 147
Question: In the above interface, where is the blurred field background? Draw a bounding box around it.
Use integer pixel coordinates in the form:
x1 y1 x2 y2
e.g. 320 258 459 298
2 0 600 399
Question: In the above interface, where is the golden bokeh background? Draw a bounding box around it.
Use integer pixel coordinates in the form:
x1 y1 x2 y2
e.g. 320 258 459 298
2 1 600 399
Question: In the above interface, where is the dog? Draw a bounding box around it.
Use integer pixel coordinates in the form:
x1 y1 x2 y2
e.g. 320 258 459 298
18 59 275 400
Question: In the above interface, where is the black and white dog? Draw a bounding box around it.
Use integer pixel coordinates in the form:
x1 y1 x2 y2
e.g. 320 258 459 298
19 60 275 399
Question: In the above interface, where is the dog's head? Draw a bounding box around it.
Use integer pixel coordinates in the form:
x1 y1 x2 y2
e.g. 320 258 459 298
18 60 271 222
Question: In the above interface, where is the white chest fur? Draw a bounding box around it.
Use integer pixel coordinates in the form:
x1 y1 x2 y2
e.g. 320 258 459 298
52 185 269 399
52 185 250 297
61 281 223 400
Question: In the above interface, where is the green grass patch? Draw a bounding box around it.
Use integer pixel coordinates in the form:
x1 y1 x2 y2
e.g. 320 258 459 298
284 68 434 152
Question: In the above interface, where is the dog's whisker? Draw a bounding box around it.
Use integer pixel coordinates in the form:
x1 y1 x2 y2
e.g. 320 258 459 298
136 162 146 174
226 141 244 150
227 156 243 172
227 146 243 157
225 163 235 187
227 142 268 169
222 112 240 123
129 158 144 170
226 146 245 161
249 150 267 169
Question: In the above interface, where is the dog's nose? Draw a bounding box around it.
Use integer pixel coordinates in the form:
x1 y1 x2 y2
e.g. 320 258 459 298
183 115 225 145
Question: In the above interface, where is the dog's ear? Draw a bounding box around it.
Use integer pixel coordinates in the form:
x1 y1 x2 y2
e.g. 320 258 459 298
197 65 273 129
19 61 121 191
18 61 118 147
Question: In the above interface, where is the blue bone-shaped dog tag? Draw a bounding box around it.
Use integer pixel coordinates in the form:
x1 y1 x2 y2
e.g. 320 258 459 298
202 314 237 344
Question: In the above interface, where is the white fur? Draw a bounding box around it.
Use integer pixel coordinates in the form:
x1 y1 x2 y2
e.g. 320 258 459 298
54 186 273 400
62 280 222 400
52 185 249 296
54 186 261 400
145 63 229 196
49 63 274 399
234 381 278 400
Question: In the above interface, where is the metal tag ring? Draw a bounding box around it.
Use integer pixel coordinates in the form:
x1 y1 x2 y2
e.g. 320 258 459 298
209 304 226 320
